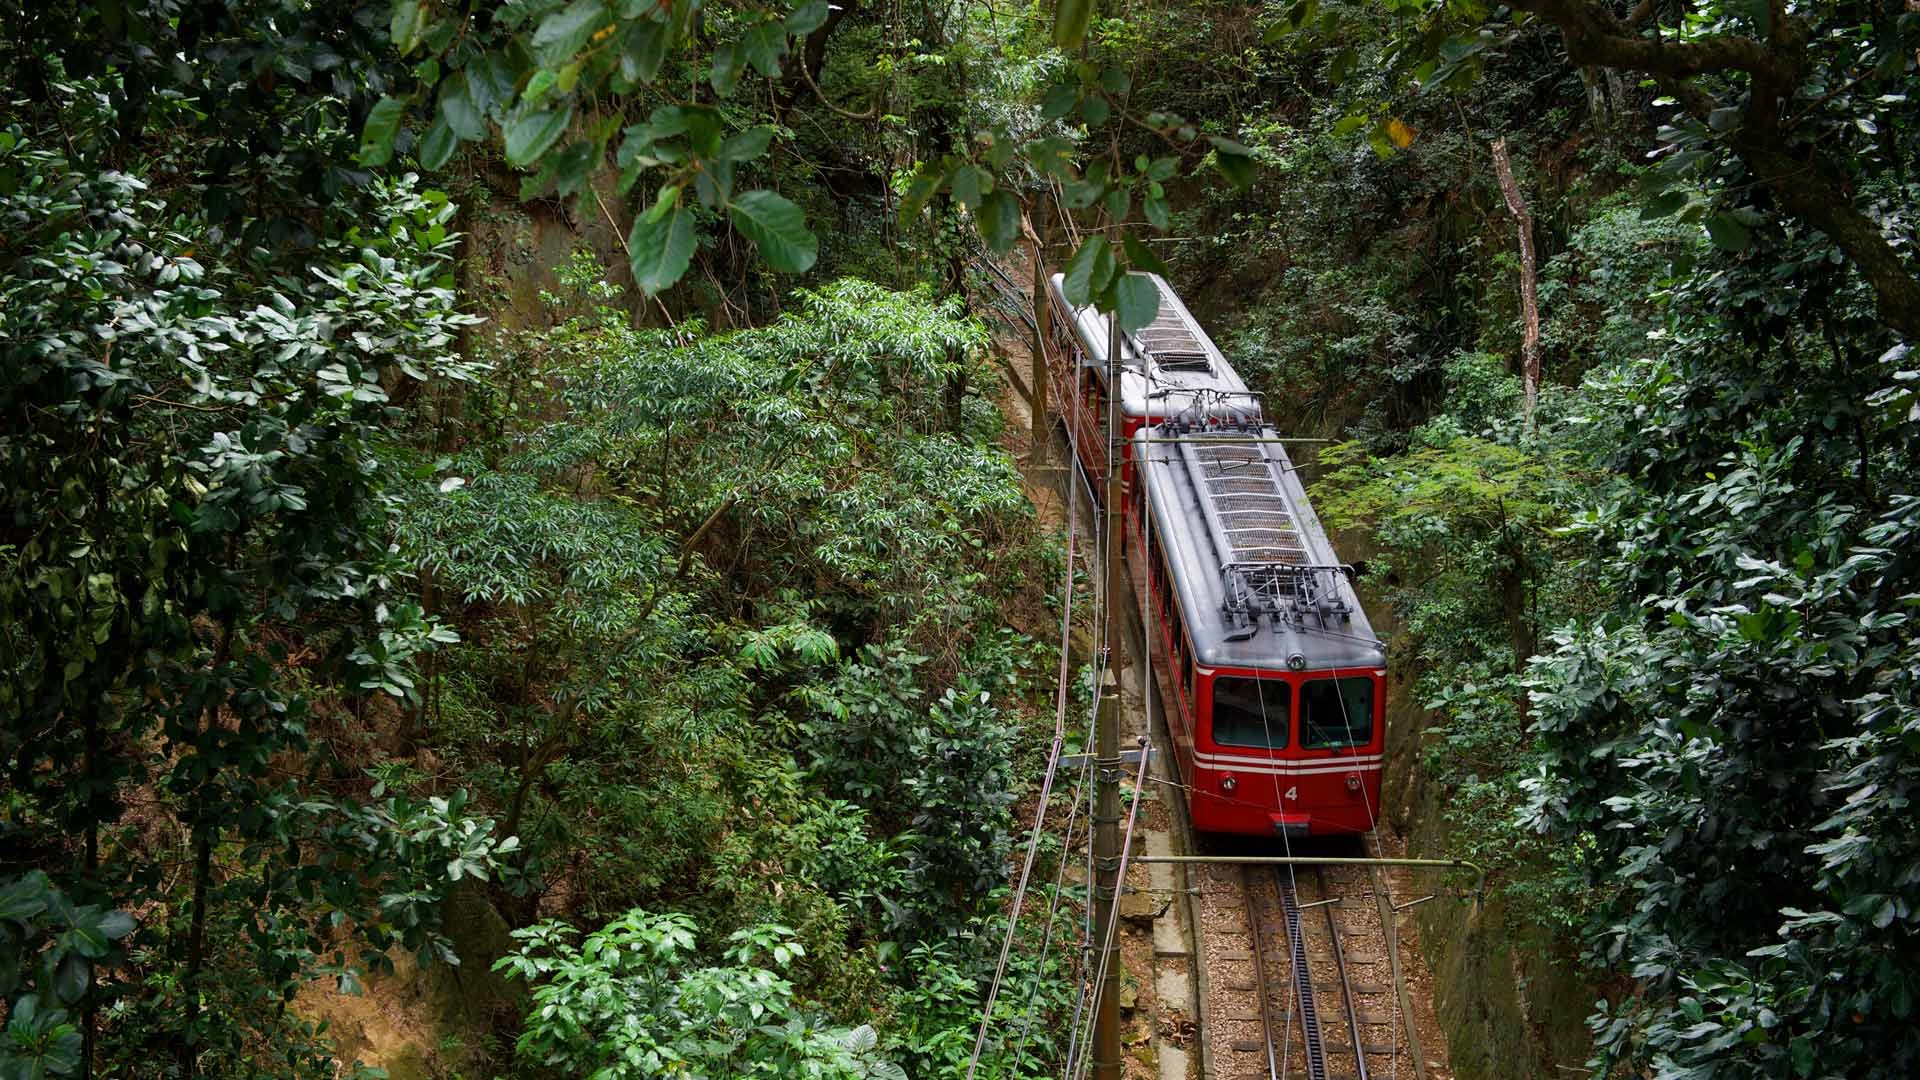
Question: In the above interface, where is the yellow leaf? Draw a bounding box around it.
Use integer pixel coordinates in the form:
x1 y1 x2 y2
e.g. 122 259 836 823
1387 118 1416 149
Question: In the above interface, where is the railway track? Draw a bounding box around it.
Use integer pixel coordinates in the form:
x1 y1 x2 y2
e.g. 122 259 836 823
1225 856 1410 1080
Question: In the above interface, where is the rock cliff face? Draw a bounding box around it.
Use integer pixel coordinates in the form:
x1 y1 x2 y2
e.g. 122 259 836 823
1383 685 1593 1079
297 881 522 1077
1325 517 1593 1080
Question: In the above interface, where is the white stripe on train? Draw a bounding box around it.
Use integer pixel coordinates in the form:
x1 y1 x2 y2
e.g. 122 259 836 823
1192 751 1383 768
1190 757 1390 772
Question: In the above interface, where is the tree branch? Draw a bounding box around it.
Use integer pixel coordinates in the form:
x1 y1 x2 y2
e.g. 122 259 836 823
1509 0 1919 338
1507 0 1799 83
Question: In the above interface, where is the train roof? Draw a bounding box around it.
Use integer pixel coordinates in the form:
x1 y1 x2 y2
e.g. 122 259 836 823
1046 271 1259 422
1133 420 1385 673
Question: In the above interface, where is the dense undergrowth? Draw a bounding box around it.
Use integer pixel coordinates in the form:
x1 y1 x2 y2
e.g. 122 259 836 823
0 77 1081 1080
400 273 1078 1078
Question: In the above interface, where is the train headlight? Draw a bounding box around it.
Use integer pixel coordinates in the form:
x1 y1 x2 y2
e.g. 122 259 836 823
1346 775 1361 791
1287 652 1306 671
1220 774 1238 793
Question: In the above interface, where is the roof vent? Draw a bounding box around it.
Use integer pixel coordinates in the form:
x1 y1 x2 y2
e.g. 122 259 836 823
1127 281 1213 373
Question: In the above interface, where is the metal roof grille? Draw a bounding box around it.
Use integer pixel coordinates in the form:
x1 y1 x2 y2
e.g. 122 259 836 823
1189 442 1305 565
1169 424 1355 639
1129 283 1212 371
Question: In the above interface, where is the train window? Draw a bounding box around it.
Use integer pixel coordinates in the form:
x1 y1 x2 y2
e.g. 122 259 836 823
1210 677 1290 748
1300 677 1375 749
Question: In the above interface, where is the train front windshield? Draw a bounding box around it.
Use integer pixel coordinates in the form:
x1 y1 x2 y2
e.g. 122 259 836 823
1300 676 1375 749
1211 677 1290 748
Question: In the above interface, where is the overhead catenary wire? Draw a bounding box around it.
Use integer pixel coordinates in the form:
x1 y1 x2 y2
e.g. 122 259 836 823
1033 239 1411 1078
963 272 1087 1079
963 247 1131 1080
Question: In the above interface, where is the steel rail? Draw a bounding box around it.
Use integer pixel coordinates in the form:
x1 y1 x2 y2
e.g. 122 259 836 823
1313 868 1369 1080
1370 860 1428 1080
1242 866 1284 1080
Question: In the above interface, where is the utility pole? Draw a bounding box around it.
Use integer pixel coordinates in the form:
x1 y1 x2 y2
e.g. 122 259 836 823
1091 308 1126 1080
1030 242 1051 467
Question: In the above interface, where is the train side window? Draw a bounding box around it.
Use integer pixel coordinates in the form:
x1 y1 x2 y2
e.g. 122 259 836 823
1300 677 1375 749
1209 677 1290 749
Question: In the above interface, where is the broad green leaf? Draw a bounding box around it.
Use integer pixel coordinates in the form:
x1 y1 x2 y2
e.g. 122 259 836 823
1113 272 1160 332
358 96 406 167
1332 113 1368 137
728 190 817 272
898 167 942 221
1040 82 1080 120
503 105 573 167
1208 136 1256 190
1061 235 1112 307
643 184 679 223
1327 45 1359 84
533 0 608 68
1122 233 1168 276
1706 212 1752 252
523 68 558 102
950 164 992 209
97 903 137 937
786 0 831 34
718 126 773 162
1263 0 1316 39
1142 193 1170 230
0 875 49 922
55 953 89 1003
440 70 487 140
418 116 458 169
978 189 1021 253
391 0 427 54
1081 94 1110 127
1640 190 1688 220
630 204 696 294
743 22 786 77
711 42 744 95
1053 0 1094 48
471 52 518 113
622 20 669 84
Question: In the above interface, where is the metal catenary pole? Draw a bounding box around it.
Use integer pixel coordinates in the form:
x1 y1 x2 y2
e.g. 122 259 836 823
1031 244 1050 466
1091 307 1126 1080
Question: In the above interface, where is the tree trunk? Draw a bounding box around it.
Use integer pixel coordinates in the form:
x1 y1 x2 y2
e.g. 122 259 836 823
1490 137 1542 433
1509 0 1920 338
1500 561 1538 730
944 345 967 434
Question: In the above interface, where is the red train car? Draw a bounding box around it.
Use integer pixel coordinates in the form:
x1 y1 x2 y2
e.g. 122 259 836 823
1042 271 1260 500
1129 418 1386 836
1046 270 1387 836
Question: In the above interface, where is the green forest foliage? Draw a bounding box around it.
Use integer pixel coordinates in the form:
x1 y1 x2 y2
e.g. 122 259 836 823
5 0 1920 1078
1 4 1082 1077
1114 2 1919 1077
